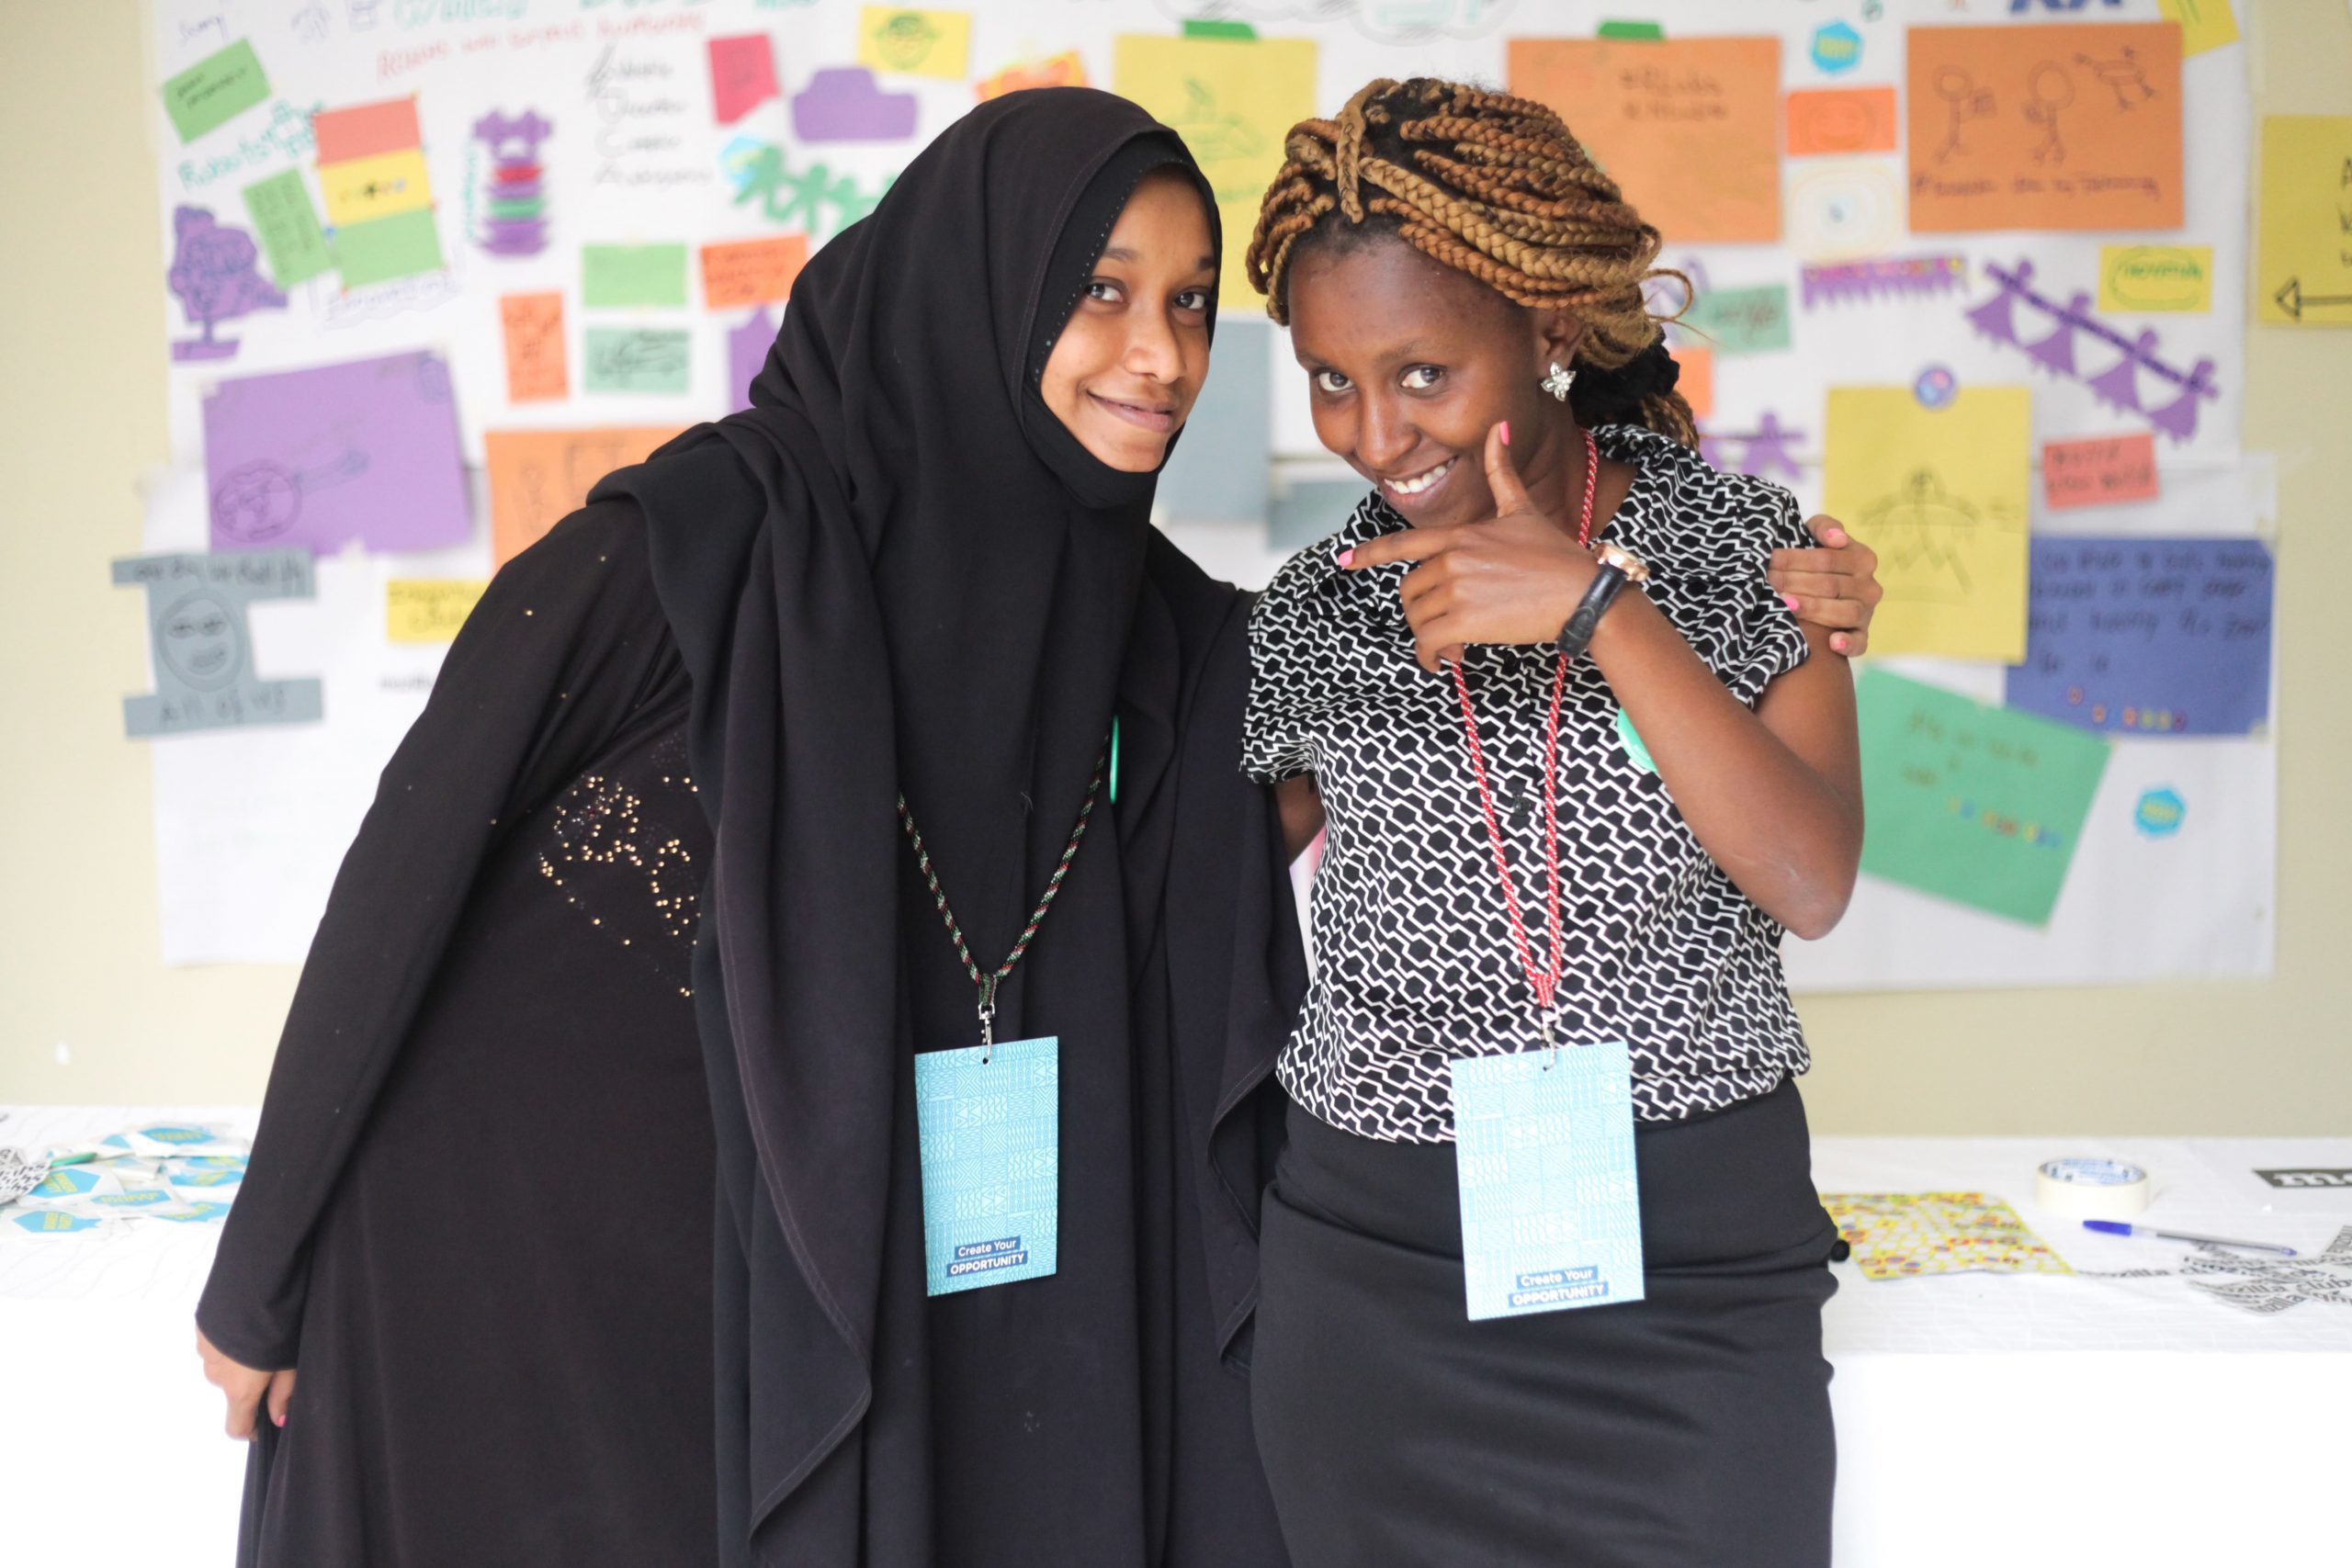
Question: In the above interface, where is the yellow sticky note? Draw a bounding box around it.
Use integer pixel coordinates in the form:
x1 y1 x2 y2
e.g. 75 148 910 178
2258 115 2352 326
858 7 971 80
1822 386 2031 662
2155 0 2238 57
2098 245 2212 313
1113 33 1317 303
320 147 434 228
387 580 488 643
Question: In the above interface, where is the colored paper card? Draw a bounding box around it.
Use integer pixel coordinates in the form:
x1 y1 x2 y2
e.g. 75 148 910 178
729 306 776 412
161 39 270 143
976 51 1086 101
387 579 488 643
2041 433 2157 510
320 148 433 228
1157 318 1271 523
2257 116 2352 325
1906 24 2183 233
313 97 422 165
859 7 971 80
1183 19 1256 39
203 350 469 554
500 291 568 403
582 243 689 308
240 169 332 288
2155 0 2238 57
584 327 690 394
709 33 780 125
1822 385 2031 661
1855 669 2110 926
1786 86 1896 156
1596 20 1663 41
112 551 323 739
2006 536 2273 738
2098 244 2212 314
484 426 684 564
1677 345 1713 419
1680 282 1790 355
702 235 807 310
1510 37 1781 244
913 1035 1059 1296
793 66 919 141
334 208 445 288
1114 34 1318 297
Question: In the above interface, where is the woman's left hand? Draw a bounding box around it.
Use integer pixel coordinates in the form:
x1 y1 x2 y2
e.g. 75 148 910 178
1769 517 1883 658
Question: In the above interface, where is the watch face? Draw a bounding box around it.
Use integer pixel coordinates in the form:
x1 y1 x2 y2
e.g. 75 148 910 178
1596 543 1651 582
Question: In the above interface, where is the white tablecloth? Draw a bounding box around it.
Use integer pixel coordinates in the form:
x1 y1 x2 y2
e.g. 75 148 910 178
5 1108 2347 1565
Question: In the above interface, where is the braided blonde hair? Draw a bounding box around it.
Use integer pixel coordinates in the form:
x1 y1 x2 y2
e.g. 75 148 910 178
1246 77 1698 447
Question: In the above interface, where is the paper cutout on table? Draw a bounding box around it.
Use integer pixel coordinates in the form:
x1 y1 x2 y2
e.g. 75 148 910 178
1810 20 1862 75
500 291 568 403
2098 244 2211 314
709 34 781 124
204 350 469 554
2006 536 2273 739
791 67 919 142
472 111 552 258
582 243 689 309
1509 37 1781 244
1676 346 1713 419
2155 0 2238 57
584 328 690 394
1967 259 2218 442
240 169 331 288
1823 1192 2075 1280
112 552 323 739
729 307 775 413
1159 319 1272 523
1677 277 1790 355
702 235 807 310
161 39 270 143
312 96 419 164
858 7 971 80
976 51 1086 100
315 96 444 287
2257 116 2352 325
2041 433 2156 510
1784 158 1905 260
1114 33 1318 293
386 579 488 644
1823 385 2030 661
485 426 685 564
1697 412 1805 483
1786 86 1897 156
724 139 897 238
166 205 284 361
1906 24 2183 232
1801 254 1968 310
1854 669 2111 926
2179 1225 2352 1314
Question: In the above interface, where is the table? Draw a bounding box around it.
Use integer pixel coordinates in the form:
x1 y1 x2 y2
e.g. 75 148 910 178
5 1109 2347 1564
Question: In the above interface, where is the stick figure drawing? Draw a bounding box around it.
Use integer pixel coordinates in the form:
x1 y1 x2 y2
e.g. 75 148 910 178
2023 62 2074 167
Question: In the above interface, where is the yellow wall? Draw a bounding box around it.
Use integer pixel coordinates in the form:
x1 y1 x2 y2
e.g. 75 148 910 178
3 2 2346 1129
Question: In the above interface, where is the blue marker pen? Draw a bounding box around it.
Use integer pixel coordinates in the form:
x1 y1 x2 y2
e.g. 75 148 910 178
2083 1220 2297 1257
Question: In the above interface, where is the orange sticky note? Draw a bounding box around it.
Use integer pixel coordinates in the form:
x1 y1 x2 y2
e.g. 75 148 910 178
485 427 686 565
500 292 568 404
1675 345 1713 421
313 96 422 164
2042 434 2158 510
1509 36 1781 244
701 235 808 310
1907 24 2183 233
976 51 1087 100
1786 87 1897 156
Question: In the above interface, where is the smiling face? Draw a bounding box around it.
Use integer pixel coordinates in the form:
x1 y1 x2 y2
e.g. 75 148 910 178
157 591 244 693
1037 168 1218 474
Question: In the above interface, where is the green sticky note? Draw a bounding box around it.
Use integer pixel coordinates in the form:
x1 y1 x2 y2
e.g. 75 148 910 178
241 168 332 287
584 327 691 393
1679 283 1791 355
1856 670 2111 928
582 244 690 308
161 39 272 142
1181 19 1257 39
332 207 445 288
1597 20 1666 40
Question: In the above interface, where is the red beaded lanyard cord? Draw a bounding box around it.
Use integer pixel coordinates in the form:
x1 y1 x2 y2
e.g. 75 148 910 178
897 734 1111 1061
1446 428 1600 1060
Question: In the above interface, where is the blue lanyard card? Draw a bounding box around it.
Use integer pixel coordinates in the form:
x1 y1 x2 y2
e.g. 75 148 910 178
912 1034 1059 1297
1451 1038 1645 1322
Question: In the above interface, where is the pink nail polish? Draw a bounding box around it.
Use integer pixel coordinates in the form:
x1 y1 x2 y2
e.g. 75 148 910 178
274 1412 286 1427
1336 547 1355 568
1782 593 1802 612
1499 421 1510 446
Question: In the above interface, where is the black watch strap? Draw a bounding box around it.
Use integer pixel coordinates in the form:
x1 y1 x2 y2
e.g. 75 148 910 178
1556 564 1629 659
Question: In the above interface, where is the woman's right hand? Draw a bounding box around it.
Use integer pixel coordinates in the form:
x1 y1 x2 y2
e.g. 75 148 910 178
197 1325 296 1438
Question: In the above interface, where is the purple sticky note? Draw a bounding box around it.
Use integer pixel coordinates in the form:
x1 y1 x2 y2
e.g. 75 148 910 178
2005 536 2274 738
792 67 917 142
203 350 471 554
729 306 776 412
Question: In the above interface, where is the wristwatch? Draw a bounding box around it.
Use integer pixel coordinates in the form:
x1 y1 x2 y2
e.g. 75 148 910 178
1557 542 1651 659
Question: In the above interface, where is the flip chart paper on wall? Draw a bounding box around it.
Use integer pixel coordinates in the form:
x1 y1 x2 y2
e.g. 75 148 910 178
858 7 972 80
1822 385 2031 662
2256 116 2352 326
1510 37 1781 244
484 426 685 565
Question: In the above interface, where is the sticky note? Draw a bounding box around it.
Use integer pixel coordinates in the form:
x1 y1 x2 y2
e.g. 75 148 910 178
1676 345 1713 419
161 39 270 143
320 148 434 227
500 291 568 403
387 579 489 643
1822 385 2031 661
241 168 332 287
2155 0 2238 57
484 427 685 564
1596 20 1664 41
584 328 690 394
1785 87 1897 156
2257 116 2352 326
333 208 445 288
709 33 781 124
312 96 422 165
2041 433 2157 510
729 306 776 412
1679 282 1790 355
2098 244 2212 313
976 51 1087 100
112 551 323 739
1511 37 1782 244
701 235 808 310
792 66 919 141
582 243 690 308
858 7 971 80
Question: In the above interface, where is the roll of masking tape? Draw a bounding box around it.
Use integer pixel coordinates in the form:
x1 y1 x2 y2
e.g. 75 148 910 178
2035 1157 2152 1218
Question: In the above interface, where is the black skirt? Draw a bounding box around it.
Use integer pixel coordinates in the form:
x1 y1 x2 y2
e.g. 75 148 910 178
1250 1079 1838 1568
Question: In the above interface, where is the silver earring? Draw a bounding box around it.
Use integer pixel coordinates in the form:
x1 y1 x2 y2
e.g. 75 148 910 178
1542 361 1577 401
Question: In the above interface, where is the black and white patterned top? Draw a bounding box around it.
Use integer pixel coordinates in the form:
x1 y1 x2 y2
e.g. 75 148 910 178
1243 424 1816 1143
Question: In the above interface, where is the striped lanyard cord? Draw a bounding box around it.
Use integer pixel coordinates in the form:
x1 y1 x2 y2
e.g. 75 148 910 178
897 732 1111 1058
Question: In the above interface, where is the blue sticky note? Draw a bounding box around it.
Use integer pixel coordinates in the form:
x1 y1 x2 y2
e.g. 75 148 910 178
2005 536 2274 737
913 1034 1058 1296
1452 1041 1645 1321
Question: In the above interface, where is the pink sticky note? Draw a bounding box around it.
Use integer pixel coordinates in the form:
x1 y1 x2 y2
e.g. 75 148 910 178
313 97 422 164
2043 434 2160 510
709 35 781 125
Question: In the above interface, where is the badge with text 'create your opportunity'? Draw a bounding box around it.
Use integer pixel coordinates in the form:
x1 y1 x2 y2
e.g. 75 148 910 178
914 1034 1059 1297
1452 1039 1645 1322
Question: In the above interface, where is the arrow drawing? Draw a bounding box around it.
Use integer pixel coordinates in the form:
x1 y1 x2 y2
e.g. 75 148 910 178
2272 277 2352 320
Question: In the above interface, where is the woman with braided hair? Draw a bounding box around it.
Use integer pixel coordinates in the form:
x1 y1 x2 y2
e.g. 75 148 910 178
1237 79 1861 1565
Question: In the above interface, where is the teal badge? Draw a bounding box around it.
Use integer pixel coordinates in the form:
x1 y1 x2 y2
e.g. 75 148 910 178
913 1034 1059 1296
